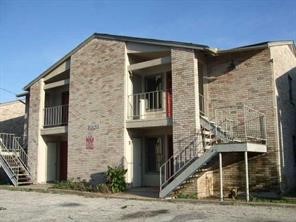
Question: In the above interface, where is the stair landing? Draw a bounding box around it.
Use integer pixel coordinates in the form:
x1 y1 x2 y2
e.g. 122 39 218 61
212 142 267 153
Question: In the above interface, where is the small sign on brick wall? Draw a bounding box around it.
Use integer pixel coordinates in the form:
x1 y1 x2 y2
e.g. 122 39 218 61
85 122 99 150
86 135 95 150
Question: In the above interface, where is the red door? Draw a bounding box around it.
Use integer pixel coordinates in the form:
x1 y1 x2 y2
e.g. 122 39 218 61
167 135 174 180
59 141 68 181
62 92 69 125
166 72 173 118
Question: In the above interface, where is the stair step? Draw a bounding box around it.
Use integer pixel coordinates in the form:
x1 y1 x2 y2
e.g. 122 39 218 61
200 115 208 120
205 146 212 150
204 138 213 143
202 131 213 136
197 152 204 157
11 166 22 169
18 181 32 185
18 178 30 182
18 174 30 177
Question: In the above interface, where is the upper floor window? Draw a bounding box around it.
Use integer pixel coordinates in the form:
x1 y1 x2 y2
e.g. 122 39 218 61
288 75 294 104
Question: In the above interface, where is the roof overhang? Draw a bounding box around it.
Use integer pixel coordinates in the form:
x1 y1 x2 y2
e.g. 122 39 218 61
216 40 295 54
23 33 210 90
22 33 295 91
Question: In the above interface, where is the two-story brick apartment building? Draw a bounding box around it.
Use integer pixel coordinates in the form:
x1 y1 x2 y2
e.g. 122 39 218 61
1 33 296 199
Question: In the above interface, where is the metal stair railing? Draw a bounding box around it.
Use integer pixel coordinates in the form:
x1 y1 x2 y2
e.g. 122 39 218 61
159 104 267 198
200 115 235 143
0 138 19 185
214 105 267 144
0 133 33 183
12 137 33 178
160 115 237 193
0 133 17 151
160 133 203 190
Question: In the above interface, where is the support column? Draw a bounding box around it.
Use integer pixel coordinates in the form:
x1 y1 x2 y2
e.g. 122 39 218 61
219 152 223 202
171 48 200 154
245 151 250 202
28 79 46 184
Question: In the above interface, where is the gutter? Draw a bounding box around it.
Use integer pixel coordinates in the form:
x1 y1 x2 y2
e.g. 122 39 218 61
16 91 29 97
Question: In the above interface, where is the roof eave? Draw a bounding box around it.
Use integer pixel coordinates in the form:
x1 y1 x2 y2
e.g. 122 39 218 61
23 33 210 90
216 40 295 55
217 44 268 54
93 33 209 50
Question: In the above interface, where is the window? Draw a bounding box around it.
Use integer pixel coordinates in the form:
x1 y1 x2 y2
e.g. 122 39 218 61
144 74 163 110
288 75 294 104
293 136 296 165
145 137 164 173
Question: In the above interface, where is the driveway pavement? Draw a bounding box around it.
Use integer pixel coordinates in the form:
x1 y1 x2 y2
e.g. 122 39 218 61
0 189 295 222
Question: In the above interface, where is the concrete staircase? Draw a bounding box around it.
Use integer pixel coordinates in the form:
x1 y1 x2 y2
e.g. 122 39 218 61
0 133 32 186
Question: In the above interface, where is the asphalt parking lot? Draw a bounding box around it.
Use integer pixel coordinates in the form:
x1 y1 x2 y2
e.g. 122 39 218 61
0 189 295 222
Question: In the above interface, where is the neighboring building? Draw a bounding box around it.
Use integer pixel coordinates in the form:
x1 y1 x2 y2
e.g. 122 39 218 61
0 100 25 183
0 100 25 136
1 33 296 198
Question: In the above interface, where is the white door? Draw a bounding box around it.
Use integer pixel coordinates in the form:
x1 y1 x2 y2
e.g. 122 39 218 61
132 138 142 187
47 143 57 182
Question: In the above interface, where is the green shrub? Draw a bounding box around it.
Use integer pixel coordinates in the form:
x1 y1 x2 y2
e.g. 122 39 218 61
106 166 127 193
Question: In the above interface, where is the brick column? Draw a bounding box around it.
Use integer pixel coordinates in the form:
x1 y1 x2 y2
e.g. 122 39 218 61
171 48 200 154
27 79 46 183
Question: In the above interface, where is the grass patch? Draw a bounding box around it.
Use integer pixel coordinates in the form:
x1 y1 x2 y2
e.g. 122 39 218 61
52 179 94 192
175 192 197 199
251 196 296 204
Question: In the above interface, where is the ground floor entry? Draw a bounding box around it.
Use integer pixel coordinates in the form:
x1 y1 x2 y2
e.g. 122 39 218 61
131 134 173 187
46 141 68 182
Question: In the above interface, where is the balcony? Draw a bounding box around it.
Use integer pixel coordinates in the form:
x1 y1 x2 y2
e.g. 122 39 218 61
43 104 69 130
127 90 172 128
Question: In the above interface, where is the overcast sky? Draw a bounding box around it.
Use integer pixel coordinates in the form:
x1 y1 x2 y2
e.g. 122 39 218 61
0 0 296 102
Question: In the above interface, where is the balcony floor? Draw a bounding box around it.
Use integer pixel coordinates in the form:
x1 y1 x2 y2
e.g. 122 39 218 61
212 142 267 153
126 118 172 129
41 126 68 135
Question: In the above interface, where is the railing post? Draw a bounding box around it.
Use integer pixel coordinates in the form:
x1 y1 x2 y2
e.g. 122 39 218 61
164 163 167 182
160 166 162 190
219 152 224 202
259 115 266 141
243 105 247 142
245 151 250 202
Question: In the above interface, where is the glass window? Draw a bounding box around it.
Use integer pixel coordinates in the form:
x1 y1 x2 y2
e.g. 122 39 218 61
145 137 164 173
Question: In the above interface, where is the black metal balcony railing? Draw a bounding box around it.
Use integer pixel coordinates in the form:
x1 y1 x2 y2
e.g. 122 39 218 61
44 104 69 127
